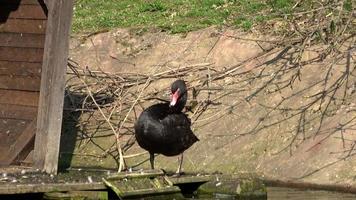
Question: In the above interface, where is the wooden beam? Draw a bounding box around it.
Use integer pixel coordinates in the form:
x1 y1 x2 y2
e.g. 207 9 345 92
0 118 36 166
0 182 106 195
34 0 74 174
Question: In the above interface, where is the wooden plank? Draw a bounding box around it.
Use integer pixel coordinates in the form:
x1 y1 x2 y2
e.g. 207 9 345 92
0 89 39 106
0 118 37 166
2 5 47 19
34 0 74 174
0 0 43 5
0 19 46 34
168 176 211 185
0 33 45 48
0 104 37 120
0 47 43 62
0 182 106 195
107 169 164 180
103 175 181 198
0 75 41 91
0 61 42 76
44 191 109 200
0 119 29 149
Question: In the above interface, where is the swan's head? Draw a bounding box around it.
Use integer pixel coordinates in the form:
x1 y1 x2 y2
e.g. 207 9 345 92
170 80 187 110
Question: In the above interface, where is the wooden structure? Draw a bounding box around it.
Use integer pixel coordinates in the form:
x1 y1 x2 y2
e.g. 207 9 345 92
103 170 210 199
0 170 212 198
0 0 74 174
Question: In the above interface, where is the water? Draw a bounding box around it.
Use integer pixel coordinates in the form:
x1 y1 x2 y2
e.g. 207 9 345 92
137 187 356 200
2 186 356 199
194 187 356 200
267 187 356 200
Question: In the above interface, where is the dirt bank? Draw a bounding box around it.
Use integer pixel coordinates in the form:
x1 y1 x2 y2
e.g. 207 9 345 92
63 27 356 186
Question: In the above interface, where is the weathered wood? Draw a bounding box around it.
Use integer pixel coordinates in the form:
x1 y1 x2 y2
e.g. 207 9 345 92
0 61 42 76
0 182 106 194
0 118 37 166
0 47 43 62
103 176 181 198
0 119 28 148
1 5 46 19
0 0 47 169
34 0 74 174
43 191 109 200
0 89 39 107
16 136 35 165
168 176 210 185
0 104 37 120
107 169 164 180
0 110 35 165
0 0 43 5
122 187 180 198
0 33 45 48
0 19 46 34
0 75 41 91
105 182 180 198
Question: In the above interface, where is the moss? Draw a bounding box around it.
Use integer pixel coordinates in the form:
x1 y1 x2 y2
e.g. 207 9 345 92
198 175 266 198
238 179 267 198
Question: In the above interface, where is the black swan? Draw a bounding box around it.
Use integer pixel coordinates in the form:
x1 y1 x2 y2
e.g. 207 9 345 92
134 80 199 173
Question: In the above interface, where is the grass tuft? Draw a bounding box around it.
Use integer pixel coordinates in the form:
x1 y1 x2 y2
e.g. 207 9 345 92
140 1 166 12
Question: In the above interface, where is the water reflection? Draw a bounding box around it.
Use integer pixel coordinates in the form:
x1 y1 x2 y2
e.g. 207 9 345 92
267 187 356 200
185 187 356 200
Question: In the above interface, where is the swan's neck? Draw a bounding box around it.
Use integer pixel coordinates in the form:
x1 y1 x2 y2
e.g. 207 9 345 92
169 104 184 113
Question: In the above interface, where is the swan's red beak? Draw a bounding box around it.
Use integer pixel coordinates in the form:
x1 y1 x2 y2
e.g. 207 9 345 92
170 90 179 107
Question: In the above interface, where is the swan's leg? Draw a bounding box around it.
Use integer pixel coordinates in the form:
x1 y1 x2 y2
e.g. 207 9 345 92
149 153 155 169
176 154 184 174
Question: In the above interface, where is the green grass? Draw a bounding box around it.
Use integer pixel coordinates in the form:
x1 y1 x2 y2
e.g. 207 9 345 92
72 0 300 33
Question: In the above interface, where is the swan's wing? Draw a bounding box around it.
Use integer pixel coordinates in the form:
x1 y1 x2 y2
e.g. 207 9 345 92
161 112 190 126
134 104 198 155
160 113 198 154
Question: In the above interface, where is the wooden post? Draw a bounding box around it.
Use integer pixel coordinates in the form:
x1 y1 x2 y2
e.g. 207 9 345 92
34 0 74 174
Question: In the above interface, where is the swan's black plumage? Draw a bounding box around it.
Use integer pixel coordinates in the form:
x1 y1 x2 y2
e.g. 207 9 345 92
135 103 197 156
134 80 198 171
